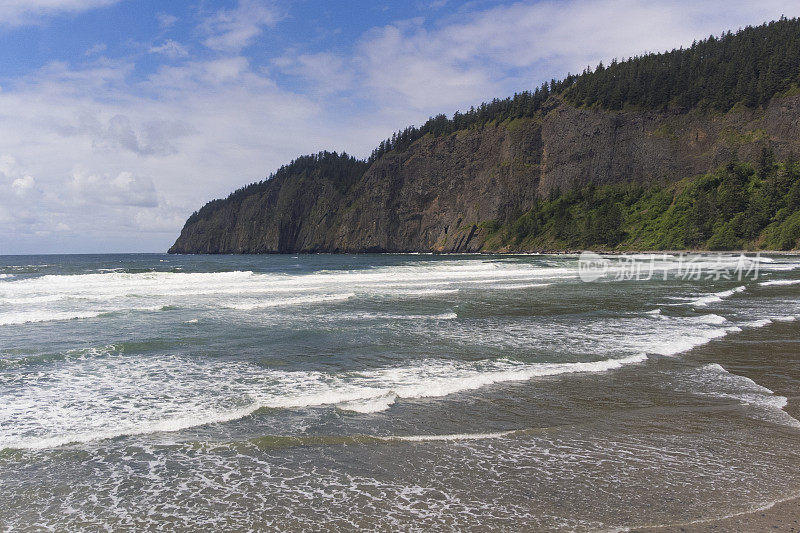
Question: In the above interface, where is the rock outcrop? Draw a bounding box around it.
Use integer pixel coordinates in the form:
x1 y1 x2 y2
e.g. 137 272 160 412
169 95 800 254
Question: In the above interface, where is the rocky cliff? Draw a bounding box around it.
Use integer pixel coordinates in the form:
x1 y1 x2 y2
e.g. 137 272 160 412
169 94 800 254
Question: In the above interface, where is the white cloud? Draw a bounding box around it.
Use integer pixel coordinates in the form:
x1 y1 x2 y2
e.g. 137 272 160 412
0 0 120 27
0 54 379 252
274 52 355 95
149 40 189 60
157 12 178 30
278 0 800 115
84 43 107 56
4 0 800 253
69 170 158 208
11 175 35 196
200 0 280 53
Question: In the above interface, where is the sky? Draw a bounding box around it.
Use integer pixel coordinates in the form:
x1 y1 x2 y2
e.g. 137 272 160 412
1 1 799 254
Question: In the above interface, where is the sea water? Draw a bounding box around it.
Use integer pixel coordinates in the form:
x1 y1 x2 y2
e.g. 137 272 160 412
1 253 800 530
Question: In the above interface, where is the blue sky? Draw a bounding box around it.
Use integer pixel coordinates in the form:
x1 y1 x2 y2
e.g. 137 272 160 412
1 0 799 254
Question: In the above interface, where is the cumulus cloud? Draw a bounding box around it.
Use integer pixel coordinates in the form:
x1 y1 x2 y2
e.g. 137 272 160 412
200 0 280 53
0 0 120 27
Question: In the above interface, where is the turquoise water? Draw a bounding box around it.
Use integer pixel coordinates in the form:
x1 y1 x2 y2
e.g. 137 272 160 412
1 253 800 530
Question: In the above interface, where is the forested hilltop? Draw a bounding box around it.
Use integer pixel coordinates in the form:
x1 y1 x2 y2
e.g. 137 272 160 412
171 18 800 254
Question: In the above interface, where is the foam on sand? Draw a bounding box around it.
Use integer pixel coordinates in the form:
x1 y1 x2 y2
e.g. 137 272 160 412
387 430 518 442
676 363 800 429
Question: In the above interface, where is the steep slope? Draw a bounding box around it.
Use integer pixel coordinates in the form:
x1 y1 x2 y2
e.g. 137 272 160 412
170 18 800 254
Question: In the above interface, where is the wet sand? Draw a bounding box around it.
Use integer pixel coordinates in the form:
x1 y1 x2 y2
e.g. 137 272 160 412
636 495 800 532
636 319 800 532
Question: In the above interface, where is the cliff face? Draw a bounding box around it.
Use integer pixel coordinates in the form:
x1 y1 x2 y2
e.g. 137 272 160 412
169 95 800 254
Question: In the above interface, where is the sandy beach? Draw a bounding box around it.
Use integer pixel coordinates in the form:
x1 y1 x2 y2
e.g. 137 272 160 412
637 319 800 532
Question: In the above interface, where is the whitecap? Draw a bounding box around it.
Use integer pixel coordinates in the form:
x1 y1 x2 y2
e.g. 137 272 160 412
689 286 746 306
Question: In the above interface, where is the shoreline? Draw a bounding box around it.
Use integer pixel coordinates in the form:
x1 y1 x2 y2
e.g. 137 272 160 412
635 319 800 532
634 493 800 532
164 249 800 256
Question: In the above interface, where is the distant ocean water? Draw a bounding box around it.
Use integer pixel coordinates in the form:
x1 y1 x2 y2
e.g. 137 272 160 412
1 253 800 531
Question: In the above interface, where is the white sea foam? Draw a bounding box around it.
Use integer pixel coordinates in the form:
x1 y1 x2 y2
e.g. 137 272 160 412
0 310 106 326
646 327 733 356
487 283 551 290
3 255 799 450
0 352 647 449
0 261 579 328
226 293 355 310
693 314 728 325
741 315 798 328
759 279 800 286
689 286 746 307
744 318 773 328
388 430 517 442
677 363 800 429
335 311 457 321
389 288 460 296
252 355 649 415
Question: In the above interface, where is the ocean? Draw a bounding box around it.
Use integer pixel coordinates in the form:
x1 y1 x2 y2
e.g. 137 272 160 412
1 253 799 531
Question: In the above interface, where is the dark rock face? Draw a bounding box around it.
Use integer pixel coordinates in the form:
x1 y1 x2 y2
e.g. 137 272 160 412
169 96 800 254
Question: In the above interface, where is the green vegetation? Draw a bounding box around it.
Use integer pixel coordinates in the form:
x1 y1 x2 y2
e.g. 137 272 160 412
565 17 800 111
184 18 800 253
371 17 800 160
186 151 368 225
489 151 800 251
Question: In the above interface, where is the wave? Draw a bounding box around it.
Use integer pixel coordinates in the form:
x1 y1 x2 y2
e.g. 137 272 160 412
226 293 355 310
0 262 578 305
6 403 261 450
387 430 518 442
692 314 728 325
389 288 459 296
238 429 521 450
689 286 746 307
678 363 800 429
742 315 798 328
0 310 106 326
647 327 735 356
486 283 551 290
337 312 457 321
262 354 649 414
0 353 647 449
0 306 168 326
